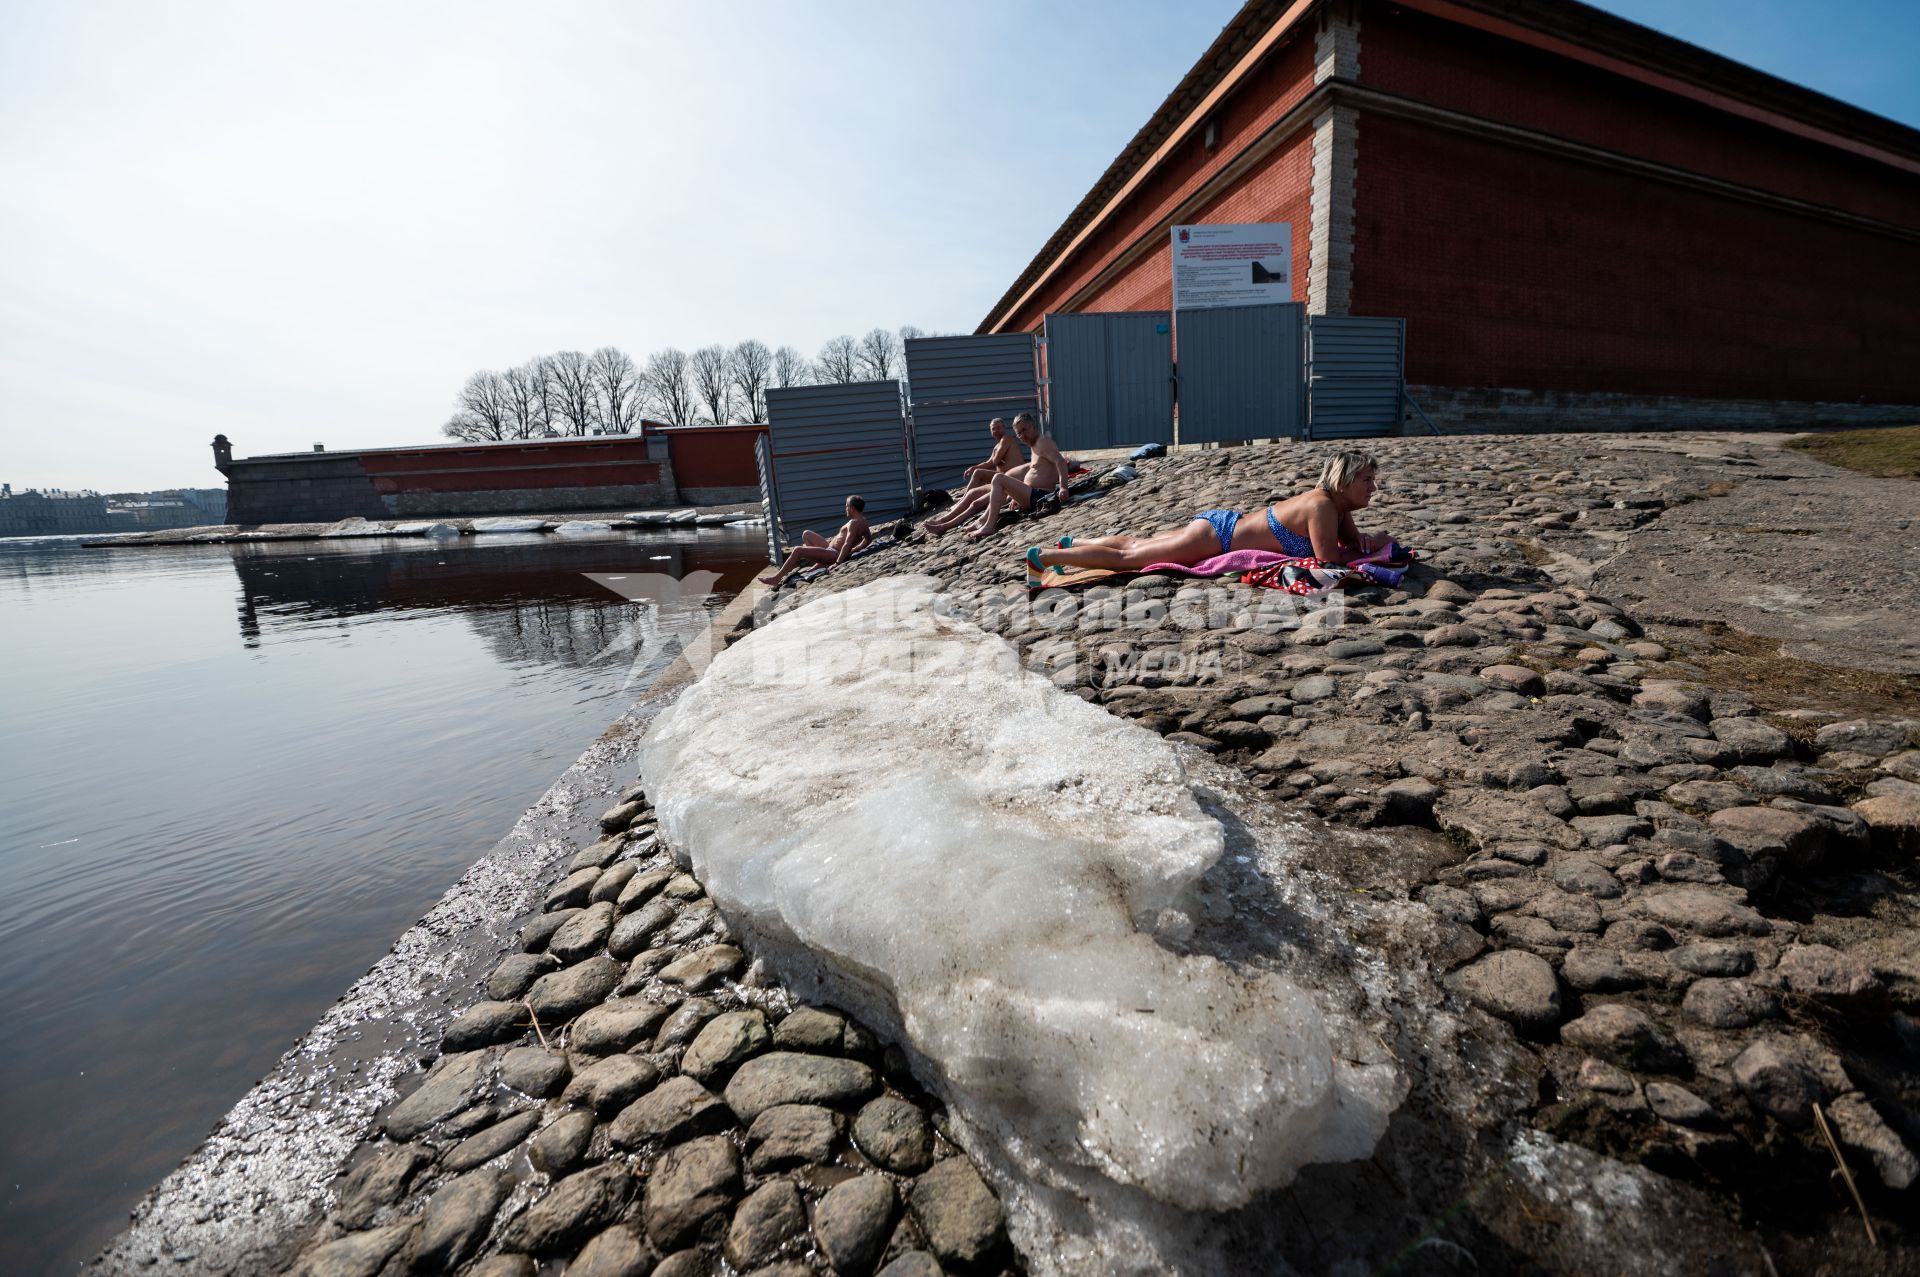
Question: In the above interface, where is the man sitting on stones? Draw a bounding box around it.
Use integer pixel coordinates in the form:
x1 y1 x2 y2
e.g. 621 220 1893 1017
1030 449 1384 573
924 413 1070 539
959 417 1021 489
758 495 872 587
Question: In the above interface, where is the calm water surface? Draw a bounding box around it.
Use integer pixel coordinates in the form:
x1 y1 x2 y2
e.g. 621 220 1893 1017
0 530 764 1275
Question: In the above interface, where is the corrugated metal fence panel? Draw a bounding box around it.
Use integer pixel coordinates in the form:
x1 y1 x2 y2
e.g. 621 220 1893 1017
1175 303 1305 443
1307 316 1405 439
1043 311 1173 451
762 380 913 548
903 334 1035 402
753 432 779 563
903 335 1038 493
907 399 1035 492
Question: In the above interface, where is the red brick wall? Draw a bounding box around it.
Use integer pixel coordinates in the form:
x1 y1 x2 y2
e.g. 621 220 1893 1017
1071 129 1318 315
1357 1 1920 229
661 425 767 490
1000 31 1320 330
1353 114 1920 401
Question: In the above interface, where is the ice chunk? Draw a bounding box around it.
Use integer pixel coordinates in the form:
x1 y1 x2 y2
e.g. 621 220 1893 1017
319 519 391 538
469 517 550 534
641 577 1394 1234
551 520 612 536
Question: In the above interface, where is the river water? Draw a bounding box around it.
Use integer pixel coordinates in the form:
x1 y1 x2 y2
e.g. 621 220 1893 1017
0 529 765 1275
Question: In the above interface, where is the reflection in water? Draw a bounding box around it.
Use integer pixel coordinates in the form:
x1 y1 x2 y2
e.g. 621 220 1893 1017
0 530 763 1277
227 536 752 667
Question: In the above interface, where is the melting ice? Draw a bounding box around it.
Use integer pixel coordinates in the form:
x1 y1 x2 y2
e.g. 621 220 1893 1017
640 577 1395 1231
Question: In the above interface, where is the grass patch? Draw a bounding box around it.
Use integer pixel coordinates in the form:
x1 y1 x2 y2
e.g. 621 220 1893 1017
1787 425 1920 479
1686 622 1920 719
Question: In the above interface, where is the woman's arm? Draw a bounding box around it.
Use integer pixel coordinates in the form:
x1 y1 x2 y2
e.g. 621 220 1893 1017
1305 498 1354 564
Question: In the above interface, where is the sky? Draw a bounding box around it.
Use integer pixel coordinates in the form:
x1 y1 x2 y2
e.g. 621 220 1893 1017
1 0 1915 493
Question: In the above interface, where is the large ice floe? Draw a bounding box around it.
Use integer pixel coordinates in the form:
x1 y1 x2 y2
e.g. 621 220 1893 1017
641 577 1399 1273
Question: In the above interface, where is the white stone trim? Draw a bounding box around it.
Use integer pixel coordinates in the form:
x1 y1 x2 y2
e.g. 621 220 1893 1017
1310 3 1360 316
1309 104 1358 316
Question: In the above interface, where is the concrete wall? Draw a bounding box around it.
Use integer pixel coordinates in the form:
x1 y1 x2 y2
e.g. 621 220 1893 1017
1406 385 1920 435
224 455 389 525
678 486 762 506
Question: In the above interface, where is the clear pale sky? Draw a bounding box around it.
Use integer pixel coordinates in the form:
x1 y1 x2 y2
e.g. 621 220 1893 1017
2 0 1915 492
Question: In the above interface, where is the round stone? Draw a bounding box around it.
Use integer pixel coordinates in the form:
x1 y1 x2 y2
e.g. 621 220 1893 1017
643 1135 741 1252
1445 950 1563 1033
814 1174 898 1277
852 1095 935 1174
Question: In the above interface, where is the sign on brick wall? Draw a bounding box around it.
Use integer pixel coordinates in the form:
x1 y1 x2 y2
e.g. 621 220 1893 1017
1170 222 1294 310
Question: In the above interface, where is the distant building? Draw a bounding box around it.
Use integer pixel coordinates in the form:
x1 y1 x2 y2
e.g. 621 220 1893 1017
211 425 766 525
0 484 231 537
982 0 1920 432
0 487 122 536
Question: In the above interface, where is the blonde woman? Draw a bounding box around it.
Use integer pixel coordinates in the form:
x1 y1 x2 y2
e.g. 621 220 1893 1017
1030 449 1383 573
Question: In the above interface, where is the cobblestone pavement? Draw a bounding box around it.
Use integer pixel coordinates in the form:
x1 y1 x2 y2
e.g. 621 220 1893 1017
277 430 1917 1276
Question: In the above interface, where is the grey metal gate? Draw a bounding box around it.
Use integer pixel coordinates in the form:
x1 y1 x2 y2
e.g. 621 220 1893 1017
1174 303 1305 443
902 334 1038 494
1042 311 1174 451
760 380 913 553
1306 315 1405 439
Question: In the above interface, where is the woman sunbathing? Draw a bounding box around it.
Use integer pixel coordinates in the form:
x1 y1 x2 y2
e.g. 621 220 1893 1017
1031 449 1384 573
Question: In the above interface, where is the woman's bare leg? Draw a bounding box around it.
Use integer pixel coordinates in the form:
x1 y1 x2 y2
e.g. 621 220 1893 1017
1034 520 1217 570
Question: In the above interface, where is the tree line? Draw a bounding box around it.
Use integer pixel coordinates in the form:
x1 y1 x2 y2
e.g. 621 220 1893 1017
442 326 929 441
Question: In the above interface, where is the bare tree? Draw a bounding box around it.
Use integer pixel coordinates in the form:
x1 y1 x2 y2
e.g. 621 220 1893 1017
855 327 902 380
589 346 643 433
689 344 734 424
642 348 697 425
816 334 859 384
898 324 925 344
729 339 773 422
772 344 811 389
501 363 545 438
544 350 598 435
530 354 562 435
442 370 514 440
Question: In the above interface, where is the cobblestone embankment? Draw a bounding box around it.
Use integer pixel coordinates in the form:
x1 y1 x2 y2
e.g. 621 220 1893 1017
776 430 1920 1264
118 429 1914 1276
280 790 1015 1277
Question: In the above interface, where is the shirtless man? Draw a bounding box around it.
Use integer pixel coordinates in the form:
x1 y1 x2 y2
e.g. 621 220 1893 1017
925 413 1069 538
758 495 872 587
959 418 1021 489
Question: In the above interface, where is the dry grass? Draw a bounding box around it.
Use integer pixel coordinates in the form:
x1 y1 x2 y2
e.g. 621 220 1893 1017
1513 537 1556 568
1787 425 1920 480
1685 622 1920 719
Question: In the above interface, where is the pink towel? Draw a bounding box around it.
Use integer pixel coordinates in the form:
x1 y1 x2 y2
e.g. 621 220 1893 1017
1139 549 1288 576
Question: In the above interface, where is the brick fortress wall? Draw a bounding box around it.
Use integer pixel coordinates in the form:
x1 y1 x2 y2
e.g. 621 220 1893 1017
1354 2 1920 413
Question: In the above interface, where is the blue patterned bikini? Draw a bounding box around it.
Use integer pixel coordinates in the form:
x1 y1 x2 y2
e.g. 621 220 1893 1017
1192 507 1317 557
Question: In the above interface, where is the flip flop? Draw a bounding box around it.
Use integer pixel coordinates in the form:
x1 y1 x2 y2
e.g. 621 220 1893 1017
1055 535 1074 549
1025 546 1067 577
